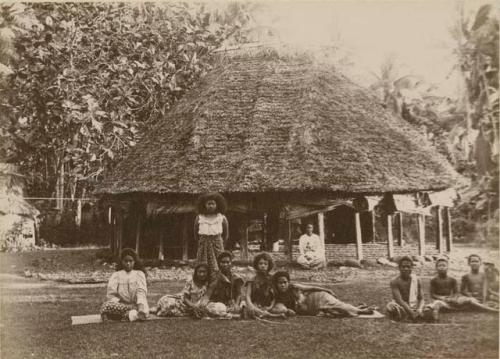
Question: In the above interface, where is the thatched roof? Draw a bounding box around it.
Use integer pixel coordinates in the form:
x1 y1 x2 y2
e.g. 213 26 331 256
96 50 457 196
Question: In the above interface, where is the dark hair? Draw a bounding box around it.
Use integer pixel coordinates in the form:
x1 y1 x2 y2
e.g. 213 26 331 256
193 263 209 286
217 250 233 264
253 252 274 272
196 193 227 214
272 271 290 286
485 263 499 276
436 258 448 266
116 248 146 275
399 256 413 267
468 254 481 263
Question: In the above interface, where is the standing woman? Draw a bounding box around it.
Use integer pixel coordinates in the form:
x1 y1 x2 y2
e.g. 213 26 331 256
194 193 229 273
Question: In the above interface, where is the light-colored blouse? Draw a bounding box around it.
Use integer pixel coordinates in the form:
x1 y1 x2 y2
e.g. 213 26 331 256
106 269 148 310
181 279 207 303
198 213 225 236
298 233 325 259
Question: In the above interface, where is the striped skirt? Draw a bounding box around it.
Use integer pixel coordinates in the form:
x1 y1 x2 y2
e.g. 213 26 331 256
197 234 224 273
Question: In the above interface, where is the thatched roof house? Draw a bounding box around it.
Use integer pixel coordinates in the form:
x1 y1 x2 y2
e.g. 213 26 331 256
97 49 458 262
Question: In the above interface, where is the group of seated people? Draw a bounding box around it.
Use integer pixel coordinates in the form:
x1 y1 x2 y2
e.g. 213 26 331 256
100 248 498 323
387 254 498 321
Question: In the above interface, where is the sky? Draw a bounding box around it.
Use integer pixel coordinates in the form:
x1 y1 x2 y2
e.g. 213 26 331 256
243 0 493 97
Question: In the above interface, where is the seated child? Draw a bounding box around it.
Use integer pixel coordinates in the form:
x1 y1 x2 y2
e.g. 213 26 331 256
199 251 244 318
429 257 495 316
243 252 285 319
100 248 149 322
156 263 209 318
270 271 374 317
386 256 431 322
460 254 498 313
484 262 499 310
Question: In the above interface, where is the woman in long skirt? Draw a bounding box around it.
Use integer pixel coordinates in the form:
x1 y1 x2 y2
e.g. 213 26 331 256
194 193 228 273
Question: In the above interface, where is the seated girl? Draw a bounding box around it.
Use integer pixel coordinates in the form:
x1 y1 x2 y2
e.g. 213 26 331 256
100 248 149 322
271 271 374 318
243 252 285 319
156 263 209 318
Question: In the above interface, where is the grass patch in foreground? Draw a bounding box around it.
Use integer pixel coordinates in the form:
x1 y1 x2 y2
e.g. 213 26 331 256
1 279 498 359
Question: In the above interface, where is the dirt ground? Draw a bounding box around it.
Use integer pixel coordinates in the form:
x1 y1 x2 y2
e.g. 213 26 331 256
0 244 498 359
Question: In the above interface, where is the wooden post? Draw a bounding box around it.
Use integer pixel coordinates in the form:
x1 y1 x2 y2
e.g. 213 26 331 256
158 230 165 261
317 212 326 261
445 207 453 252
108 207 112 225
317 212 325 242
287 220 293 262
75 199 82 227
182 215 189 261
135 214 142 255
387 214 394 258
241 221 249 260
355 212 363 260
33 218 39 246
109 207 114 253
371 211 376 242
116 211 123 256
396 212 403 246
418 214 426 256
262 213 268 252
436 206 444 254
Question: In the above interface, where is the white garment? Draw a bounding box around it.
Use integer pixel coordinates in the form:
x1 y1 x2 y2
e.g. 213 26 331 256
106 270 149 311
198 214 224 235
408 274 419 309
298 233 325 260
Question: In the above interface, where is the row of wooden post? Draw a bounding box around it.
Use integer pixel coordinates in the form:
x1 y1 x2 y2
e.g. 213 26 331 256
155 215 191 261
110 208 191 260
283 206 453 262
109 204 453 261
353 206 452 260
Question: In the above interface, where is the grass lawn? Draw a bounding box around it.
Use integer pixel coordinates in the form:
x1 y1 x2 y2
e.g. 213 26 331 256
0 247 498 359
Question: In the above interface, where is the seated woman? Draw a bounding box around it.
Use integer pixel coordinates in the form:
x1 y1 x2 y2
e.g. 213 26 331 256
199 251 244 318
296 223 326 270
243 252 285 319
156 263 209 318
100 248 149 322
270 271 374 318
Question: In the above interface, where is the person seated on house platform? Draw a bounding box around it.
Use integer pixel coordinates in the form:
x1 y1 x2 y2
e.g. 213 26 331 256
296 223 326 270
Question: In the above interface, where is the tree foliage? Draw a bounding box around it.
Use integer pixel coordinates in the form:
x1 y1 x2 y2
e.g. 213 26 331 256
1 2 252 201
370 3 498 243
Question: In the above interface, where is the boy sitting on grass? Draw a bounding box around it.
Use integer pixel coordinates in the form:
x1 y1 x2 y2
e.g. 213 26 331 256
386 256 432 322
429 257 497 316
459 254 498 313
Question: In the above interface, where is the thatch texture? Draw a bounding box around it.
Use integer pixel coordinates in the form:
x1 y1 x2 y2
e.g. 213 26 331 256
96 50 457 195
